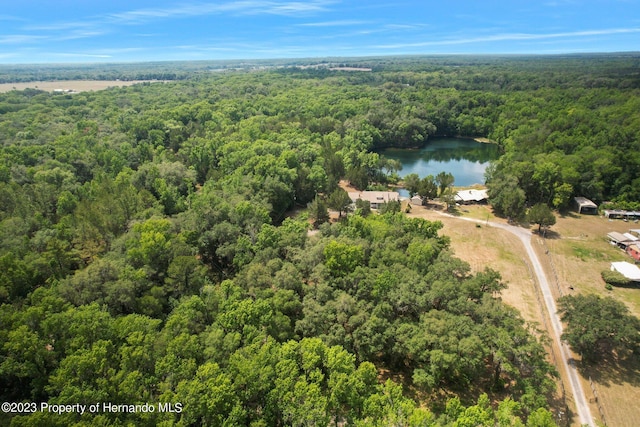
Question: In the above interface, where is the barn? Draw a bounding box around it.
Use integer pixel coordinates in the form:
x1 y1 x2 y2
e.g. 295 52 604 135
573 197 598 214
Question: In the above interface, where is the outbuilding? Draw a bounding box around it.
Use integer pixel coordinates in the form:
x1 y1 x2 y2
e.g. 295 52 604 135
607 231 635 249
604 209 640 220
573 197 598 214
454 189 488 204
410 195 423 206
611 261 640 281
626 243 640 262
629 229 640 238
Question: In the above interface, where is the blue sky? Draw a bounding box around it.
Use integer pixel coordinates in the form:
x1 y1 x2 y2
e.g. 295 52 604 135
0 0 638 63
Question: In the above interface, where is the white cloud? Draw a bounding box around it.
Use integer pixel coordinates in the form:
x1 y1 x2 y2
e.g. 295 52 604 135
0 14 23 21
0 34 45 44
15 0 337 48
376 27 640 49
384 24 428 30
54 52 113 58
297 20 369 27
107 0 335 24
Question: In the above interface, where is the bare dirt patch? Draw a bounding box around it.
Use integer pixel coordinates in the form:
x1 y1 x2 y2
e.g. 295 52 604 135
0 80 165 93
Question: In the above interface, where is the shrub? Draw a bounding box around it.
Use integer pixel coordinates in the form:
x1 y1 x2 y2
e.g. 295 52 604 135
601 269 630 287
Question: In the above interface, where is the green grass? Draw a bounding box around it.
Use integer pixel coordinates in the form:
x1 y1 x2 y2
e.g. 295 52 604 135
571 244 612 262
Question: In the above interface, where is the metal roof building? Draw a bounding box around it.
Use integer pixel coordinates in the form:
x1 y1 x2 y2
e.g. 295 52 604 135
573 197 598 214
611 261 640 281
454 189 488 204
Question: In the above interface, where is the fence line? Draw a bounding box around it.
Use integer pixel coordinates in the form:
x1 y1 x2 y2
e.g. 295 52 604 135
589 376 607 426
538 237 564 297
521 256 570 426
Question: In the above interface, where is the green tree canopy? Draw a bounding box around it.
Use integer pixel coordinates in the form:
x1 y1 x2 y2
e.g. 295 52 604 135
558 294 640 363
526 203 556 234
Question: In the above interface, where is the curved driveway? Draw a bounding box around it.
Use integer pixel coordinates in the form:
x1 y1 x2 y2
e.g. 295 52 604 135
439 213 595 426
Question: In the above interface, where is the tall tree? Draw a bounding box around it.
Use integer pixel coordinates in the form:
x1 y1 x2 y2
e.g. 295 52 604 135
327 188 353 218
526 203 556 234
418 175 438 202
307 195 329 229
435 171 455 197
488 174 526 220
558 294 640 363
403 173 421 197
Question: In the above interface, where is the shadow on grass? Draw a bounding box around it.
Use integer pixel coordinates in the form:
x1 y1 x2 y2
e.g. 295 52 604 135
607 280 640 290
532 228 562 240
578 353 640 389
559 211 581 219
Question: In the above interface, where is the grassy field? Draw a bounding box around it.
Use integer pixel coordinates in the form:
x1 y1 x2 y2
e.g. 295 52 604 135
0 80 164 93
407 201 640 427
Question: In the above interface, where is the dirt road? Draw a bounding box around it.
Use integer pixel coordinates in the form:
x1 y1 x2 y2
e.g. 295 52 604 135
439 212 595 426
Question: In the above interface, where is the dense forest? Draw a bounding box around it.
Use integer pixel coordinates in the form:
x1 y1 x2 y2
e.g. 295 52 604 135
1 54 640 426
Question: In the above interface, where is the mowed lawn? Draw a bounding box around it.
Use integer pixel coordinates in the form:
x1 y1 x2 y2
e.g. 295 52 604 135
408 202 640 427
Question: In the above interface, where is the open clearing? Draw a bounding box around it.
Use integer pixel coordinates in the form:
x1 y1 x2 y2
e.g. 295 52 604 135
0 80 164 93
408 201 639 427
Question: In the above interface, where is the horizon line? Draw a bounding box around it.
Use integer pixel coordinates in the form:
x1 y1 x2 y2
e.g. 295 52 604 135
1 50 639 67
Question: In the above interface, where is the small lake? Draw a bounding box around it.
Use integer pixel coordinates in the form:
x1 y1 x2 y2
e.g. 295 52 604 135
381 137 500 194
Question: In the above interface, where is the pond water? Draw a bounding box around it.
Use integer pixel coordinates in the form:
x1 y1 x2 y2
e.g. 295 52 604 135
381 137 500 196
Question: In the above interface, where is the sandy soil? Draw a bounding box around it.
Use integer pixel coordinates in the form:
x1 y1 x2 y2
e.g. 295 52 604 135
0 80 165 93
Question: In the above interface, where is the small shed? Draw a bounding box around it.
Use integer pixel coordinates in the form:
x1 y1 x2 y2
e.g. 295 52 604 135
611 261 640 281
410 195 423 206
627 244 640 262
573 197 598 214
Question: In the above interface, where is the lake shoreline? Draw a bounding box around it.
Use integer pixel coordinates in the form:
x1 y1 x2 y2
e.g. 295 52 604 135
381 136 500 187
376 136 496 152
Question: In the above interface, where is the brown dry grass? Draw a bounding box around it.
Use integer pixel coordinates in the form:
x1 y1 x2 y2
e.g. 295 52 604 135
0 80 163 93
407 203 542 323
408 201 640 427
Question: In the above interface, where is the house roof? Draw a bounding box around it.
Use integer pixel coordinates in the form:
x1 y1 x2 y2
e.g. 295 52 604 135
627 243 640 252
348 191 400 204
454 189 488 202
611 262 640 281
